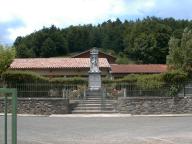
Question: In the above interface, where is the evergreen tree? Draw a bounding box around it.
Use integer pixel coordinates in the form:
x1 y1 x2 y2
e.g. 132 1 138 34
40 38 57 57
13 17 192 64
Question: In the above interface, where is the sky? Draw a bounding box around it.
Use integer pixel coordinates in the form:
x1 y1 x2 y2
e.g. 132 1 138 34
0 0 192 45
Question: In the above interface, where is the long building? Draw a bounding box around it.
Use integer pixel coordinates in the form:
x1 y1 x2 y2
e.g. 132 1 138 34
10 58 111 77
10 61 167 78
9 49 167 78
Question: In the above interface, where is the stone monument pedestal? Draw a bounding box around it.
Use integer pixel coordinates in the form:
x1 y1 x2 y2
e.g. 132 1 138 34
88 72 101 91
88 48 101 91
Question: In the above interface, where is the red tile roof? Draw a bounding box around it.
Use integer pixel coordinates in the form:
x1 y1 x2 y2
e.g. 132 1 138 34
111 64 167 74
71 49 116 64
10 58 110 69
72 48 116 59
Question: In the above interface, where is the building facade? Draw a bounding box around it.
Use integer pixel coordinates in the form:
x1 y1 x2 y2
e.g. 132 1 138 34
9 50 167 78
10 58 111 77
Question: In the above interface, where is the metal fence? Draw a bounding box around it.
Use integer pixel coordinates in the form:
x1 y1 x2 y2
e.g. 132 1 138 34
2 82 192 98
7 83 86 99
103 82 191 97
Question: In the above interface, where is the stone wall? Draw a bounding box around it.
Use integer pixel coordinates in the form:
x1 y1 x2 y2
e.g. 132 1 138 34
117 96 192 114
2 96 192 115
0 98 69 115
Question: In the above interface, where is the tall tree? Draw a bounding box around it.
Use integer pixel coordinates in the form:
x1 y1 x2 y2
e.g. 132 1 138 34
16 43 35 58
0 45 15 74
13 17 192 64
40 38 57 57
167 27 192 71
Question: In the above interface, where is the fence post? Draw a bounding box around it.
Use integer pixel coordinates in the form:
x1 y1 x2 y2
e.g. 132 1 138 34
83 87 86 99
123 88 127 98
62 88 66 99
101 88 106 111
12 89 17 144
184 83 185 97
4 94 7 144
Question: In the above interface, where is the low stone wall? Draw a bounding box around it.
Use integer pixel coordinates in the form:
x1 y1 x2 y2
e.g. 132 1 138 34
117 96 192 114
2 96 192 115
0 98 69 115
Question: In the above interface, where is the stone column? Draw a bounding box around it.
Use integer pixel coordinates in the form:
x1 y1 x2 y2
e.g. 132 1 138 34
88 48 101 90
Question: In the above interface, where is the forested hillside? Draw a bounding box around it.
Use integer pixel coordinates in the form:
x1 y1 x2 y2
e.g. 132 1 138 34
14 17 192 64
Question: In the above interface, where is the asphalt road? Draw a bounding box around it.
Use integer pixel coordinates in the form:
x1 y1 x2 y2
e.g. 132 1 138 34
1 115 192 144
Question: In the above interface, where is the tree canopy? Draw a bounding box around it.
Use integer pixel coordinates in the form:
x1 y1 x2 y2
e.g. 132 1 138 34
14 17 192 64
0 45 15 75
167 27 192 71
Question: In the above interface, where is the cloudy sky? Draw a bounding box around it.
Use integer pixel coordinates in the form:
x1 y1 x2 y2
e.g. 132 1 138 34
0 0 192 45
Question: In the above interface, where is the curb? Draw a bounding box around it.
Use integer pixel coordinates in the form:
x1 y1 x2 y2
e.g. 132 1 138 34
132 114 192 117
49 114 132 117
49 114 192 118
0 113 48 117
1 113 192 117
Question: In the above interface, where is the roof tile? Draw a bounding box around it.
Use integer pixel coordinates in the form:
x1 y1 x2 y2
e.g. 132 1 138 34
10 58 110 69
111 64 167 74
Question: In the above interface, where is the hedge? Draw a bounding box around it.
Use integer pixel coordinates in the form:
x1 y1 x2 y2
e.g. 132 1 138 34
1 70 189 97
103 70 189 90
2 69 189 87
162 70 188 83
1 70 87 84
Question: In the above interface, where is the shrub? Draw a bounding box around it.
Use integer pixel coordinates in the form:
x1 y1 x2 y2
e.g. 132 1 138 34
108 70 188 86
50 77 87 84
2 70 87 84
103 70 189 96
2 70 47 83
162 70 188 83
117 74 139 83
136 74 164 89
168 85 181 97
108 74 164 89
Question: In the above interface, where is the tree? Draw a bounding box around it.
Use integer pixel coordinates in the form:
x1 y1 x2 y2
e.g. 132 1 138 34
126 33 157 63
167 27 192 71
101 19 124 52
16 43 35 58
40 38 57 57
13 17 192 63
0 45 15 74
124 18 172 64
89 28 101 48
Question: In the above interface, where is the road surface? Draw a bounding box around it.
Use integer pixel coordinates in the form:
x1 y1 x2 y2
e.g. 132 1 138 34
1 115 192 144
